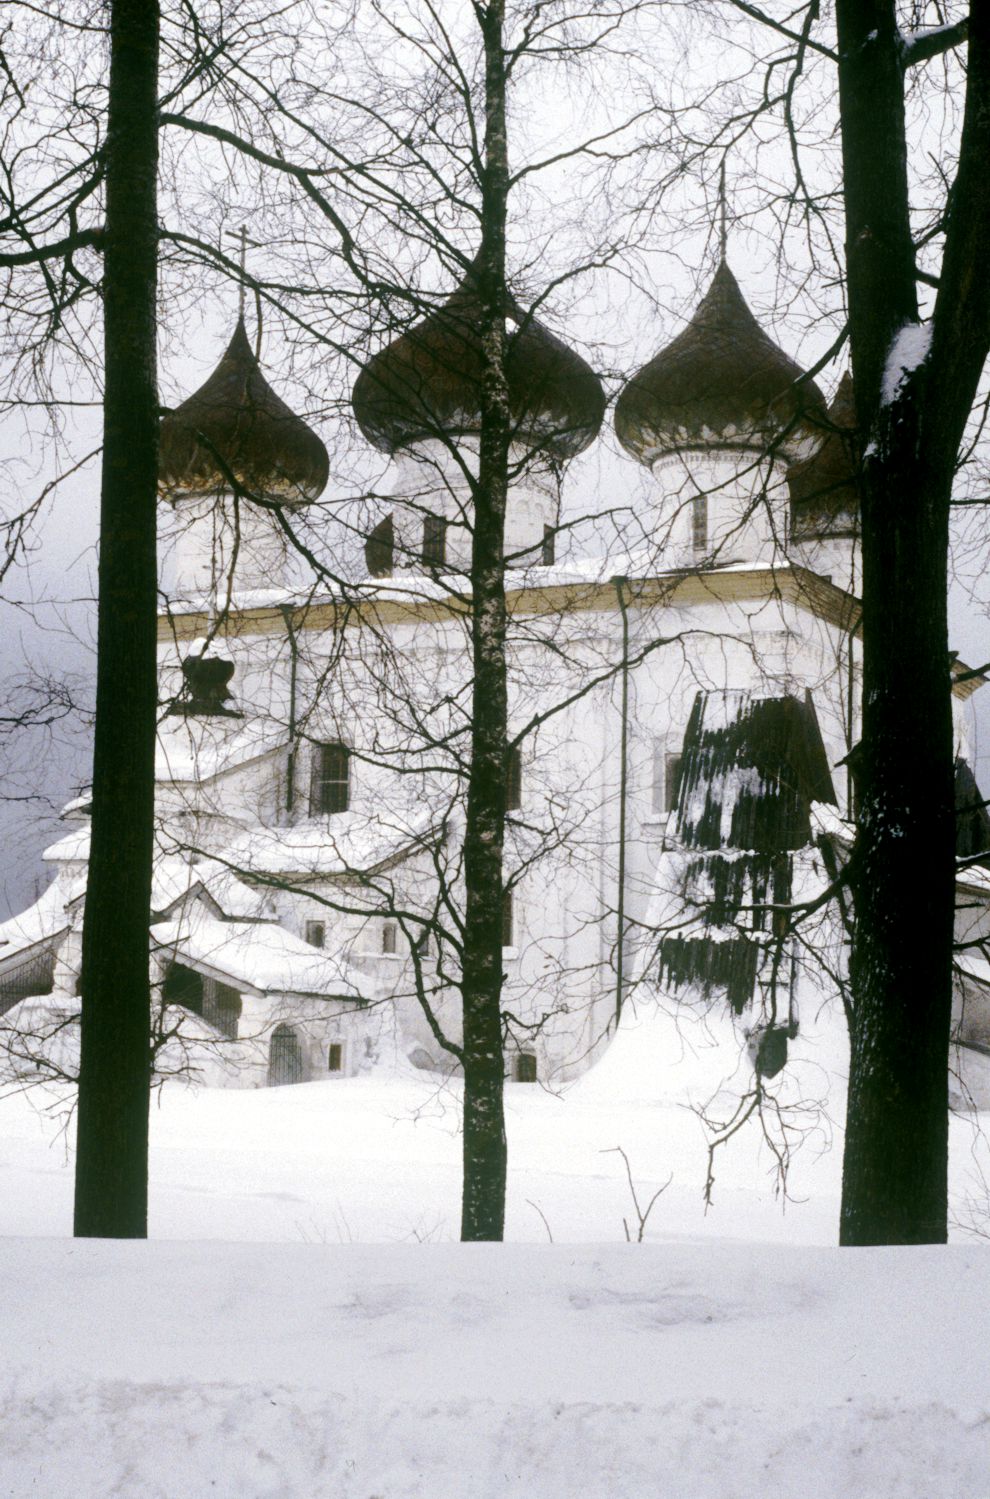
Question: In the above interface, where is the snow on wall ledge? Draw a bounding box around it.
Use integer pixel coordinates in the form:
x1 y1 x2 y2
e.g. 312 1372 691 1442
2 1238 989 1499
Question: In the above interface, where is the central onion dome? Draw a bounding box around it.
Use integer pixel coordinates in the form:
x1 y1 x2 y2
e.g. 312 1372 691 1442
352 257 605 460
614 261 826 463
159 318 329 503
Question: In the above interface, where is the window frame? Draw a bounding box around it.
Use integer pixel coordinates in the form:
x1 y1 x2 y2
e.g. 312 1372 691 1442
305 919 326 949
691 493 708 554
514 1051 538 1083
309 741 350 816
422 513 447 568
501 889 514 949
506 743 522 812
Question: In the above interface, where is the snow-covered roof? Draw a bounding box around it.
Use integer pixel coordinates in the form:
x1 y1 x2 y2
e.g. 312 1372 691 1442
42 824 90 864
58 794 93 820
155 715 289 783
227 810 442 878
0 878 79 965
151 906 363 999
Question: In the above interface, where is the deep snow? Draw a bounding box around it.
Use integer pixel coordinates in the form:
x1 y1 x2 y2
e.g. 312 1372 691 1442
3 1018 990 1497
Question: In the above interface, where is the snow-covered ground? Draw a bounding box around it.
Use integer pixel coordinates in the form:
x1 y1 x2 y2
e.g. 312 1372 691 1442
3 1016 990 1497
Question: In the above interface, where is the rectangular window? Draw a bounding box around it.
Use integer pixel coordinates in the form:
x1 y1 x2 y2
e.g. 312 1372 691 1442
381 921 398 955
692 494 708 553
305 920 326 949
309 742 350 815
328 1042 343 1073
651 741 683 816
506 744 522 812
514 1052 537 1083
665 752 683 813
541 525 555 566
502 890 514 948
365 515 394 577
422 514 447 568
414 929 433 959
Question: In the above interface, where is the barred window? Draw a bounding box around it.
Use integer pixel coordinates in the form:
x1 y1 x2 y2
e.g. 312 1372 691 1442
692 494 708 553
422 514 447 568
541 525 555 566
309 742 350 815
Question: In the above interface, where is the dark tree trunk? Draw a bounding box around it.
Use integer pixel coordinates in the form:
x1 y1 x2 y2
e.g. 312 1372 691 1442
836 0 990 1243
460 0 510 1243
73 0 160 1238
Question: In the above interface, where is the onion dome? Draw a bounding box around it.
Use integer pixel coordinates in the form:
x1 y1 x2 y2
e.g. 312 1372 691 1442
159 318 329 503
352 258 605 460
787 373 860 539
614 260 827 463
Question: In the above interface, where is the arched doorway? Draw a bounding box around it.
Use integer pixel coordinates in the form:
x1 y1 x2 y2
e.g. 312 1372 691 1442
268 1024 304 1086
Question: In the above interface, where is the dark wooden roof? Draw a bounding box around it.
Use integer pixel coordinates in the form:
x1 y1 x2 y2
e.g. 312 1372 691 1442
614 261 826 463
657 689 836 1014
676 689 837 854
788 372 860 539
352 258 605 459
159 319 329 504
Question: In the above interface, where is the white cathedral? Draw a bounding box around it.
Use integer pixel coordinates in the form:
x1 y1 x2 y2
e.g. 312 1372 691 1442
3 255 990 1106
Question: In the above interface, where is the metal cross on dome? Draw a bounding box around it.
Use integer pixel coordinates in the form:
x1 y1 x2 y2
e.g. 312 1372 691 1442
224 223 263 351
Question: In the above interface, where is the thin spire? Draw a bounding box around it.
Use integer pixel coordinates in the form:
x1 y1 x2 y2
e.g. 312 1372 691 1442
237 224 248 319
718 161 728 262
224 224 250 319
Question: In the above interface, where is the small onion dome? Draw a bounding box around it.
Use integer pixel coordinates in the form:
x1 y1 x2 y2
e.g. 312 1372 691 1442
159 318 329 503
614 260 827 463
787 373 860 539
351 259 605 460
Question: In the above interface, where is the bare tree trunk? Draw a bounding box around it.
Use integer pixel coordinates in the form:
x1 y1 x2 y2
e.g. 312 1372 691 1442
836 0 990 1243
73 0 160 1239
460 0 510 1242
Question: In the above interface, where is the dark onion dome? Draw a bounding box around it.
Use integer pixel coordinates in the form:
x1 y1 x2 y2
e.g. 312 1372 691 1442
614 260 827 463
787 372 860 539
159 318 329 503
351 258 606 460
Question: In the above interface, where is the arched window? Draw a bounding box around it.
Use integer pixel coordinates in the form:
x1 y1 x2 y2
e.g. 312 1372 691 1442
268 1024 304 1087
310 742 350 815
365 515 394 577
514 1052 537 1083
